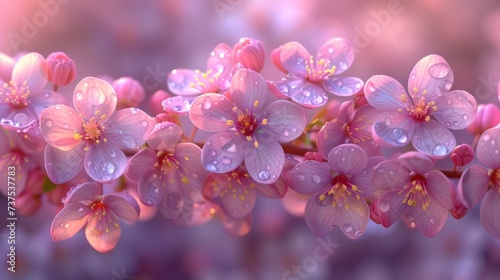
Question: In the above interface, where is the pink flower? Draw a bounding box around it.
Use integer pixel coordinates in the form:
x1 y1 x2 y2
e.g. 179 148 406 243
189 69 307 184
287 144 374 239
232 37 266 72
40 77 154 184
46 51 77 87
372 152 453 237
364 54 477 158
0 52 66 130
450 144 474 167
126 121 208 222
467 103 500 136
50 181 140 253
457 126 500 238
272 38 363 108
112 76 145 110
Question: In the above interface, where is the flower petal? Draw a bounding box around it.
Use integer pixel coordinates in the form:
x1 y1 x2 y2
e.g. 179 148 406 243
412 197 449 237
316 38 355 75
333 194 369 239
45 144 84 184
84 143 127 182
425 170 453 209
230 69 268 113
278 41 310 75
412 120 456 158
159 183 184 220
126 148 157 181
316 121 345 159
480 188 500 238
288 160 332 194
364 75 407 111
206 43 233 78
397 151 434 174
350 156 386 201
202 131 244 174
105 108 154 150
407 54 454 101
304 195 337 237
378 189 408 228
167 69 200 96
290 82 328 108
162 95 195 115
476 126 500 168
40 104 82 151
12 52 48 93
138 170 165 206
147 122 182 151
372 160 410 193
103 193 140 223
51 202 91 241
372 113 415 147
219 180 256 219
65 182 102 205
189 93 236 132
255 176 287 199
0 52 15 82
73 77 117 120
30 90 67 117
328 144 368 175
174 142 207 186
85 211 121 253
457 165 490 208
244 135 284 184
259 100 307 142
433 90 477 130
323 76 363 97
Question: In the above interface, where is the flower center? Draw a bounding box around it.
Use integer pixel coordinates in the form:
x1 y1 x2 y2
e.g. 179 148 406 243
305 56 336 83
215 168 255 201
236 113 257 136
155 151 190 184
1 81 30 109
400 173 430 210
319 174 362 209
400 88 438 122
490 168 500 191
190 69 224 93
87 199 119 233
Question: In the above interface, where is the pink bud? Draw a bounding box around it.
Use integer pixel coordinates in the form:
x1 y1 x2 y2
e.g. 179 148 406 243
271 46 287 73
451 199 468 219
112 77 145 110
46 51 77 86
154 113 179 125
450 144 474 166
233 37 265 72
304 152 324 162
149 89 171 116
369 200 381 224
467 103 500 135
16 191 41 216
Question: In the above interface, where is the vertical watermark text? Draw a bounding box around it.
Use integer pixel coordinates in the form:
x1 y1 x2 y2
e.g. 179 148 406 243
6 166 17 273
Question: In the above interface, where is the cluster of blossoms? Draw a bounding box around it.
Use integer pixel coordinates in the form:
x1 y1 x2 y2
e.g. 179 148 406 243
2 36 500 253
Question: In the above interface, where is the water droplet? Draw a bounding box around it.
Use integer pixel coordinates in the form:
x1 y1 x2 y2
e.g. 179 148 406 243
342 223 353 233
354 230 363 238
86 160 92 167
334 78 343 87
338 61 348 70
282 130 290 137
428 63 450 79
221 157 231 165
297 174 305 181
63 123 69 129
258 170 270 181
390 128 408 144
410 73 416 80
312 174 321 184
433 145 447 156
46 120 53 127
341 157 347 164
210 150 216 156
429 218 435 225
64 223 69 229
445 121 451 127
312 95 324 104
75 91 84 101
462 114 469 120
203 96 213 109
88 87 106 105
107 149 116 157
379 201 390 213
410 222 416 228
77 207 83 212
389 170 394 176
205 163 218 172
327 47 334 54
130 108 138 114
141 120 148 127
104 163 115 174
303 89 311 97
483 133 490 141
118 130 124 136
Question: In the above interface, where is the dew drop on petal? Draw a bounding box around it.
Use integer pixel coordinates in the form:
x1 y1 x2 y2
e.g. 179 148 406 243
205 163 218 172
433 145 447 156
44 92 51 98
462 114 469 120
379 201 390 213
342 223 353 233
77 207 83 212
312 174 321 184
338 62 348 71
104 162 115 174
64 223 69 229
354 230 363 238
88 87 106 105
297 174 305 181
282 130 290 137
203 96 213 110
410 73 416 80
483 133 491 141
141 120 148 127
221 157 231 165
390 128 408 144
46 120 53 127
429 218 435 225
341 157 347 164
75 91 84 101
107 149 116 157
130 108 138 114
428 63 450 79
258 170 270 181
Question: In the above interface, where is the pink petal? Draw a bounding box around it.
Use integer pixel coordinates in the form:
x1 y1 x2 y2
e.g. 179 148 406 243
407 54 454 101
288 160 332 194
397 151 434 174
278 41 310 75
260 100 307 142
433 90 477 130
159 184 184 220
40 104 82 151
138 170 165 206
412 120 456 158
73 77 117 120
126 148 158 181
425 170 453 209
162 96 195 115
291 82 328 108
219 181 257 219
85 212 121 253
378 189 408 228
476 126 500 168
316 38 355 75
244 135 284 184
206 43 233 78
221 212 253 236
84 143 127 182
333 194 369 239
323 76 363 97
350 156 386 201
45 144 85 184
255 176 287 199
189 93 237 132
0 52 15 82
317 121 345 159
65 181 102 205
372 113 415 147
457 165 490 208
30 90 67 117
230 69 268 113
327 144 367 175
372 160 410 193
51 203 91 241
364 75 407 112
167 69 200 96
412 197 449 237
147 122 182 151
202 131 244 173
174 142 207 185
304 195 337 236
105 107 154 150
12 52 48 93
103 193 140 223
480 188 500 238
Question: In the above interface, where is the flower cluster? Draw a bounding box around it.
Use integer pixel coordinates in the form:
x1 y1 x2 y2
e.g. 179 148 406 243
3 36 500 253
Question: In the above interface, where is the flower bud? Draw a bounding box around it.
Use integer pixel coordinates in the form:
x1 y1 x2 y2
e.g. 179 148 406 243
112 77 145 109
16 191 41 216
467 103 500 135
233 37 265 72
450 144 474 167
149 89 171 116
369 200 381 224
46 51 77 86
451 199 468 219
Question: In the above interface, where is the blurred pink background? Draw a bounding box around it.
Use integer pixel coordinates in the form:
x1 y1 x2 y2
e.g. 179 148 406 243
1 0 500 279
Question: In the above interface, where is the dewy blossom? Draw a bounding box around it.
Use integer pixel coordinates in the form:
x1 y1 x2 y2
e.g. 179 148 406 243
50 181 140 253
287 144 373 239
189 68 307 184
126 121 208 222
0 52 66 130
40 77 154 184
271 38 364 108
457 126 500 238
372 151 453 237
364 54 477 158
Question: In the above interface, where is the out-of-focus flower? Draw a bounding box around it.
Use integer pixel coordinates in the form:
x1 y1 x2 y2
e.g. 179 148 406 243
50 181 140 253
287 144 373 239
0 52 66 130
112 76 145 110
365 54 477 158
15 190 41 216
150 89 171 116
372 152 453 237
0 52 15 82
233 37 265 72
457 126 500 237
46 51 77 87
467 103 500 136
272 38 363 108
189 69 307 184
40 77 154 184
450 144 474 167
